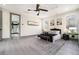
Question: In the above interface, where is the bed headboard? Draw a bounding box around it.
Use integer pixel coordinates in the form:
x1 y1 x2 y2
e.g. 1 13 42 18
50 28 61 34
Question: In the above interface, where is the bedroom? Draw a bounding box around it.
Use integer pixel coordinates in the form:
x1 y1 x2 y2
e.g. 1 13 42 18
0 4 79 55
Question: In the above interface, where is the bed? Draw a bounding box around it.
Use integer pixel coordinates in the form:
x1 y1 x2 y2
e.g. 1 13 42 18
49 28 61 42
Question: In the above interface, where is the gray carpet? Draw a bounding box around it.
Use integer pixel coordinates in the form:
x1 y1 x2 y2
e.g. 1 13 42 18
0 36 78 55
0 36 65 55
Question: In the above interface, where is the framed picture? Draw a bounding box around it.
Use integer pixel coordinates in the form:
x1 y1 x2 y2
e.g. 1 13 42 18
57 17 62 25
50 19 55 26
66 15 75 28
27 21 39 26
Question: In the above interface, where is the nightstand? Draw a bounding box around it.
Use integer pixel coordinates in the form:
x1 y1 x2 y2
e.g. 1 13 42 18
63 34 69 40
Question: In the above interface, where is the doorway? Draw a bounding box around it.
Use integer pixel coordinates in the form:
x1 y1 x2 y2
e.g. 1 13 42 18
10 13 21 39
0 10 2 40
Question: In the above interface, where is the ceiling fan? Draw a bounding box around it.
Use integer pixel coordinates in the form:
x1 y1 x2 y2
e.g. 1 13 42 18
27 4 48 16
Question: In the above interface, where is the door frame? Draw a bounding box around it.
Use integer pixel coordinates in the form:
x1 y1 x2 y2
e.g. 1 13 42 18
0 10 2 40
10 13 21 38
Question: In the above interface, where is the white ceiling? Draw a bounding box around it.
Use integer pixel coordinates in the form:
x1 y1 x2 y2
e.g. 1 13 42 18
0 4 58 11
0 4 79 17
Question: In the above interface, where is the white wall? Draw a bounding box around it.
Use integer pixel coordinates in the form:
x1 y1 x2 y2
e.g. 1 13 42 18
49 16 66 34
2 10 10 38
62 10 78 34
76 10 79 45
2 9 42 38
0 11 2 26
49 9 79 34
21 14 42 36
2 6 79 38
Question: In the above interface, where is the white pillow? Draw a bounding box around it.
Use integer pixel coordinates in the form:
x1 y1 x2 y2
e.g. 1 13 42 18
49 31 60 34
48 31 55 34
55 31 60 34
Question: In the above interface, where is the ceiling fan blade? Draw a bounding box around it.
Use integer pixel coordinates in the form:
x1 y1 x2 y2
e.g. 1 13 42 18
28 9 36 11
39 9 48 12
34 10 38 11
36 4 40 10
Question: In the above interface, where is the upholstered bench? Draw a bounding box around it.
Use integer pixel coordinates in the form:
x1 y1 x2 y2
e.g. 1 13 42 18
38 33 57 42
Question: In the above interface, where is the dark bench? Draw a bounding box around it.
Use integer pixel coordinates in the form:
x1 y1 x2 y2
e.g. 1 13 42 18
38 33 57 42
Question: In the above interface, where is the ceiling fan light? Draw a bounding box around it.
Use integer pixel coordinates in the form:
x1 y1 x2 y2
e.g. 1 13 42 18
37 12 39 15
28 9 31 11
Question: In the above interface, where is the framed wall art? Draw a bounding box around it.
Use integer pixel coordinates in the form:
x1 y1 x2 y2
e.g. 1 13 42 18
50 19 55 26
27 21 39 26
56 17 62 25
